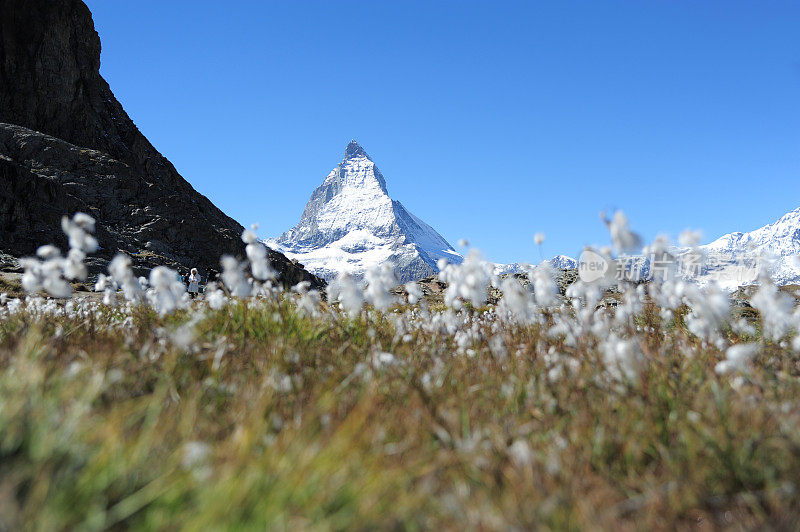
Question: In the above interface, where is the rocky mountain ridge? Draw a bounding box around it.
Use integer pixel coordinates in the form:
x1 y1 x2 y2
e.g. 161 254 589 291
268 140 462 283
0 0 322 288
697 206 800 287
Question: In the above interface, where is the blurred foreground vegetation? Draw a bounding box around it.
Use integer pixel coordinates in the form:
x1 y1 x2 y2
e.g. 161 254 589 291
1 297 799 530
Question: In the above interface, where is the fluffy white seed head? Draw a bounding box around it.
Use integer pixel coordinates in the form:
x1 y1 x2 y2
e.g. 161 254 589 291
603 210 642 254
678 229 703 248
220 255 252 297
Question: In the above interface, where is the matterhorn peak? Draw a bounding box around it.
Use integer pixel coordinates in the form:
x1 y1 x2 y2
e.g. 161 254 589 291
345 139 370 160
268 142 462 282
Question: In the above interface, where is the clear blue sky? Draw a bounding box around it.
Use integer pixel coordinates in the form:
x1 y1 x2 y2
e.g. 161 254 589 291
85 0 799 264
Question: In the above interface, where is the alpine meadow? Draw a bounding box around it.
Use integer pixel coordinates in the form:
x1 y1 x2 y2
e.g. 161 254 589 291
1 0 800 530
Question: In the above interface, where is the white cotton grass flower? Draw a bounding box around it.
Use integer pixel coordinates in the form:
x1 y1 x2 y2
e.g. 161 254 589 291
530 263 559 308
107 254 144 302
12 204 800 405
683 281 729 342
61 213 98 253
291 280 311 294
241 227 276 282
42 272 72 298
566 277 603 311
602 210 642 254
204 282 227 309
297 289 321 316
678 229 703 248
644 233 672 255
613 285 644 328
147 266 187 316
488 335 508 361
63 248 87 281
326 273 364 317
20 257 44 293
246 241 275 282
21 250 74 299
750 275 794 341
363 263 397 311
497 277 533 324
101 286 117 306
20 213 99 298
170 315 202 351
791 334 800 353
22 253 71 298
715 343 760 375
220 255 251 297
292 281 321 316
405 281 423 305
36 245 60 260
534 233 546 246
507 440 533 468
181 441 212 480
72 212 96 232
731 318 756 337
600 335 644 382
439 249 495 309
372 351 399 370
641 234 677 283
241 226 259 245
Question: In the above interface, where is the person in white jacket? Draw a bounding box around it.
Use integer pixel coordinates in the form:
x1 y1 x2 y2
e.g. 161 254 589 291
188 268 200 298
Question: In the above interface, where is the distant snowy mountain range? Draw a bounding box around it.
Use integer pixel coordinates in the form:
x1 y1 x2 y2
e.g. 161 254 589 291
493 208 800 288
494 255 578 276
696 207 800 288
267 141 463 282
591 207 800 289
268 140 799 288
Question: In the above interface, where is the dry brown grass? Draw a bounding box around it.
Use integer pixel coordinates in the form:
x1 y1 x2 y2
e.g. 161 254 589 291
0 298 799 529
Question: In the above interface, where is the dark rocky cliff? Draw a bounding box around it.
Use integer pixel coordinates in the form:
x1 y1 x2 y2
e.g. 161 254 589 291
0 0 322 288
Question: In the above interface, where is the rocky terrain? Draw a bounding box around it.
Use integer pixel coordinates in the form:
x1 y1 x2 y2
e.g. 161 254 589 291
268 141 463 283
0 0 322 288
392 268 581 309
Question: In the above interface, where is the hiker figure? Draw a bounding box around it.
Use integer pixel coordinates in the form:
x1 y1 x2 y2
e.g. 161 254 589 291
188 268 200 298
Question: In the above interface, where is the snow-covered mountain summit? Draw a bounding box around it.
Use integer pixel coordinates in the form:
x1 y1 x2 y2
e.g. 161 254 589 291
267 140 462 282
704 207 800 258
615 207 800 289
698 206 800 286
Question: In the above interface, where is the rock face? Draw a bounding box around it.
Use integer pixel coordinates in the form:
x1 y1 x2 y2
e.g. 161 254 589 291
0 0 322 288
268 141 462 283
